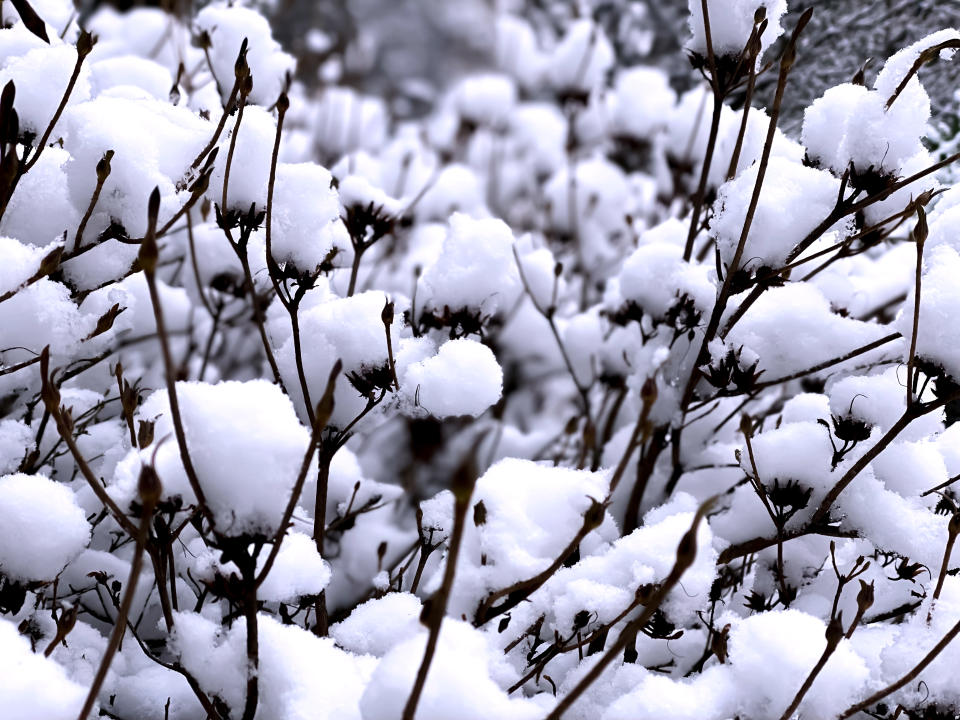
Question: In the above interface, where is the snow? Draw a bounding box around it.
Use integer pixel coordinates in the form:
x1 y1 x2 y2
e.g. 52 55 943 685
331 593 423 656
0 473 90 582
417 213 520 318
896 244 960 380
195 3 295 106
450 73 517 127
402 338 503 418
6 4 960 720
89 55 174 101
273 290 402 426
618 242 715 319
0 618 87 720
1 148 79 249
0 43 91 134
712 157 850 272
802 71 930 179
547 20 614 94
63 93 211 271
725 282 892 379
727 609 870 719
209 104 274 212
360 619 543 720
173 611 376 720
0 420 31 473
115 380 310 536
0 236 61 296
442 458 612 617
610 67 676 141
687 0 788 60
271 162 345 271
256 532 331 603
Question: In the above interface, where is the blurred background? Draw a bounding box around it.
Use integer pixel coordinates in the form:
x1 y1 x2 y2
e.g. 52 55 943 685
78 0 960 134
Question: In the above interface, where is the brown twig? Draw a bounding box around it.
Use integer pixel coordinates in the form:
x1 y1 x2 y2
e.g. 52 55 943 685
542 499 714 720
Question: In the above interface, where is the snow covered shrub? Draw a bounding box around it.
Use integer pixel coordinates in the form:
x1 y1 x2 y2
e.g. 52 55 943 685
5 1 960 719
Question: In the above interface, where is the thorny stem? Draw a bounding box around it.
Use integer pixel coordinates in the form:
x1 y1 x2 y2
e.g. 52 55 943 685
240 582 260 720
263 93 317 428
724 20 765 181
188 39 248 172
513 247 595 460
741 415 786 596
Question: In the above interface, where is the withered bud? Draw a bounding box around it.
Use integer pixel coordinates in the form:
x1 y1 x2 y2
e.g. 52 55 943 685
640 377 657 405
58 604 78 634
856 579 875 612
138 464 163 508
582 498 605 532
473 499 487 526
675 528 698 570
825 613 845 647
275 92 290 115
635 583 656 604
138 187 162 272
96 150 114 182
314 360 341 428
76 30 97 59
382 299 395 326
914 205 929 246
950 511 960 537
451 456 478 503
234 38 250 79
59 406 75 435
137 420 155 449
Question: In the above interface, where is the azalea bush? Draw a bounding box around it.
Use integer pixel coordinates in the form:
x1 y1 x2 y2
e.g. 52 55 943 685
4 1 960 719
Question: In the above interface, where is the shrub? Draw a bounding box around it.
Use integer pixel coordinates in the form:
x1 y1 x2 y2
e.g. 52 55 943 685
2 1 960 719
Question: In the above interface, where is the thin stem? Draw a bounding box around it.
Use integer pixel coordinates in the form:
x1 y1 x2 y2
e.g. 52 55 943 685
683 91 723 261
906 207 927 408
75 494 153 720
140 188 215 531
776 619 843 720
402 450 480 720
838 618 960 719
24 32 93 174
543 501 713 720
255 363 339 588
